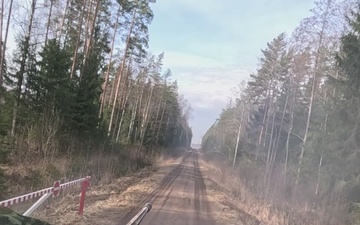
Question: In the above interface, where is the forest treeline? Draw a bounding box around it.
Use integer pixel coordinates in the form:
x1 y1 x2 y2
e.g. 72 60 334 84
0 0 192 189
202 0 360 223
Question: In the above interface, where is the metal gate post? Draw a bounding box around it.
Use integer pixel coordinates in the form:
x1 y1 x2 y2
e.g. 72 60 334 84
78 179 90 215
23 192 52 216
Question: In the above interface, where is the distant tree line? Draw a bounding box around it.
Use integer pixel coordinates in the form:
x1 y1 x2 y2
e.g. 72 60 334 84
201 0 360 223
0 0 192 162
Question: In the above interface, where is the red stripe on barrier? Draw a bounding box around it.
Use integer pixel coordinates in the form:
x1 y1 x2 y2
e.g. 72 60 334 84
0 176 90 209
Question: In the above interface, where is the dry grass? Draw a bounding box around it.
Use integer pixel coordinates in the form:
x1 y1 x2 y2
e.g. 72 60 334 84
0 147 162 223
21 153 184 225
196 159 261 225
200 158 286 225
2 150 289 225
199 157 344 225
1 149 151 197
206 186 255 225
30 166 158 225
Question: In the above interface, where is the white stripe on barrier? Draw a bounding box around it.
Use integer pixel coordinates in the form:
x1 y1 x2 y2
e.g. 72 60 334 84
0 176 91 208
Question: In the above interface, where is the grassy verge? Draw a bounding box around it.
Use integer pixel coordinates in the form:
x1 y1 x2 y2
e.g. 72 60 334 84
34 153 182 225
0 146 155 211
0 145 189 200
0 146 186 224
199 156 344 225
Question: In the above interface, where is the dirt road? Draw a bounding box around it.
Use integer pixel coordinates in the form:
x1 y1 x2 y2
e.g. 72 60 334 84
35 150 260 225
120 151 214 225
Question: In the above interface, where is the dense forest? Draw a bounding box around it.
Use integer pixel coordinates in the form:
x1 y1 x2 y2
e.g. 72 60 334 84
0 0 192 194
202 0 360 223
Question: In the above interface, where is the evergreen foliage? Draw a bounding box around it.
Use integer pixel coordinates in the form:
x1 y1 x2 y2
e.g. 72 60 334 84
201 1 360 223
0 0 192 163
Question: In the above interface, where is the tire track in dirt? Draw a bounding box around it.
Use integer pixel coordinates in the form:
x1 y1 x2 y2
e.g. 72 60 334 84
193 152 214 225
119 152 191 224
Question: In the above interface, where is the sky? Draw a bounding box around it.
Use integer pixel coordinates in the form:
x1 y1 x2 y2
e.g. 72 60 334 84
147 0 315 144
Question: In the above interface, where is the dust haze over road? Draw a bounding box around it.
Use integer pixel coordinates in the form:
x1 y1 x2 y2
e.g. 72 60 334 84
121 151 215 225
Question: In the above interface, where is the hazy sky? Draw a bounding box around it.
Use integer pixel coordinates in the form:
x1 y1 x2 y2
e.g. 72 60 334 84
147 0 316 144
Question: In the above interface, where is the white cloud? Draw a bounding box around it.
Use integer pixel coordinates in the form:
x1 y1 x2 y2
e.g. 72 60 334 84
162 51 250 111
173 68 250 110
163 52 223 69
192 101 218 110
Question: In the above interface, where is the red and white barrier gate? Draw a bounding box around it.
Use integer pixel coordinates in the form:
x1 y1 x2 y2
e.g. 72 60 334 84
0 176 91 216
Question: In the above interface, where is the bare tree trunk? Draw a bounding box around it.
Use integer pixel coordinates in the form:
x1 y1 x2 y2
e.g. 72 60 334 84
127 95 139 143
265 109 276 189
233 120 242 167
256 88 271 160
116 80 132 142
155 101 166 145
11 0 37 137
294 1 329 192
84 0 93 49
119 62 131 110
315 70 336 196
82 0 100 76
256 103 268 154
133 80 145 143
109 67 119 106
178 128 184 145
315 109 328 196
140 84 154 144
165 114 170 131
0 0 13 86
108 9 136 135
274 93 289 155
57 0 70 42
137 80 145 128
44 0 54 44
70 0 87 80
80 0 92 64
150 87 163 142
109 104 120 141
0 0 3 86
110 64 128 139
267 92 290 192
295 75 316 188
115 109 125 142
315 150 323 196
284 91 296 187
127 77 143 143
99 6 120 117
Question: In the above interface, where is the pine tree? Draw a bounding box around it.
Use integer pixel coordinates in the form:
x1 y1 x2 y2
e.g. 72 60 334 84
28 39 72 116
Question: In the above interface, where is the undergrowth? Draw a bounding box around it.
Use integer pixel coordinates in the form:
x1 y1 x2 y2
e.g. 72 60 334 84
0 168 7 200
0 146 157 200
200 155 346 225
